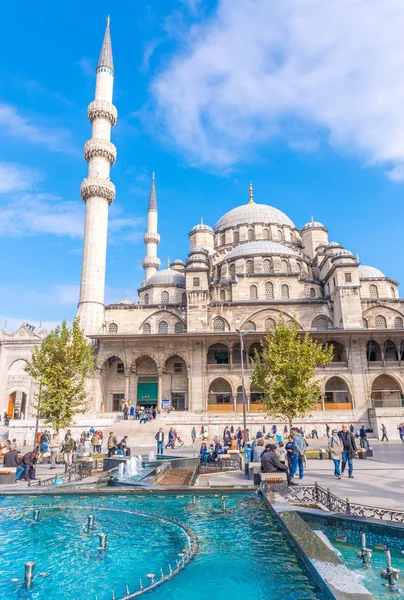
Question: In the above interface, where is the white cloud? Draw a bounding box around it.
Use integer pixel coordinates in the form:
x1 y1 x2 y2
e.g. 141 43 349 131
0 102 75 154
0 162 42 194
154 0 404 177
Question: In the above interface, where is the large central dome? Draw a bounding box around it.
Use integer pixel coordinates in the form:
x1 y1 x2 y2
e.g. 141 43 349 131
214 203 295 232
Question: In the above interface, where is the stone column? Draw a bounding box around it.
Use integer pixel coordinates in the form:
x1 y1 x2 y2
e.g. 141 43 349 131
124 371 130 401
158 373 163 410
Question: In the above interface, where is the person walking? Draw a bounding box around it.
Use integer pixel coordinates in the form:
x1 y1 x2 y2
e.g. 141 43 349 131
326 423 330 439
91 431 101 454
381 424 389 442
191 427 196 448
49 433 60 469
285 435 294 470
166 428 175 449
155 428 164 455
398 423 404 443
107 432 118 457
123 403 129 420
359 425 367 448
328 429 343 479
289 428 306 480
338 424 357 478
3 446 24 481
62 433 75 466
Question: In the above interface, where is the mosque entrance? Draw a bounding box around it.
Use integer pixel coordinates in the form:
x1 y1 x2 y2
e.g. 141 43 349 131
137 377 158 407
7 391 27 419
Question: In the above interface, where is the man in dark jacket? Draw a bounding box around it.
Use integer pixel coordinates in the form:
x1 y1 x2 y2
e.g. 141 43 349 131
338 424 357 478
4 446 24 481
22 450 38 481
155 428 164 455
261 444 295 485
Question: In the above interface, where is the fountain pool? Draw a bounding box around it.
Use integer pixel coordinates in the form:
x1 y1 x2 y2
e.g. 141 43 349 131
0 493 325 600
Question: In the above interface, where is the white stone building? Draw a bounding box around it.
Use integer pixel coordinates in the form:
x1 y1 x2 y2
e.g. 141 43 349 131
2 19 404 437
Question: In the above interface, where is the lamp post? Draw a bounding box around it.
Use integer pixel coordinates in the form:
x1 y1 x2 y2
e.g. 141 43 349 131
235 323 248 448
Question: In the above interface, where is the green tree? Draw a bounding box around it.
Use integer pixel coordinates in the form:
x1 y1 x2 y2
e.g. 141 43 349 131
25 318 96 432
251 318 333 429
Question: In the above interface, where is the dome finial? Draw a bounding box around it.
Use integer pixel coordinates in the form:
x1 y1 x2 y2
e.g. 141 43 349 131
355 252 360 263
201 217 204 225
106 14 110 26
249 181 254 204
311 214 314 223
168 257 171 269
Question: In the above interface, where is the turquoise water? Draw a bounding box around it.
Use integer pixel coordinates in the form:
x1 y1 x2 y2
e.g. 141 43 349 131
0 494 324 600
324 534 404 599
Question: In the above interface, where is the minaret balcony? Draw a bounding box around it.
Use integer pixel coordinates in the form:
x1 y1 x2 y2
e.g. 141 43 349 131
143 232 160 245
88 100 118 127
142 257 161 269
80 177 116 204
84 139 117 166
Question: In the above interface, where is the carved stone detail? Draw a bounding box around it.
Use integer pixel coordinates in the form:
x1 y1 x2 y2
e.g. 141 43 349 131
87 100 118 127
142 257 161 269
84 138 117 166
80 177 116 204
143 232 160 245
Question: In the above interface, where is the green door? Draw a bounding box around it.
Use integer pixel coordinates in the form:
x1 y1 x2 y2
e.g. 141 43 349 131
137 377 158 406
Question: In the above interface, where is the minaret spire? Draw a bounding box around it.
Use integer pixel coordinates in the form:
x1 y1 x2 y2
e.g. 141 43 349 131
78 19 118 334
142 173 161 282
249 181 254 204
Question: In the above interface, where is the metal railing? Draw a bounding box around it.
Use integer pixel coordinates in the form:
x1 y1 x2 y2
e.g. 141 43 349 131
199 455 242 473
284 482 404 524
28 461 95 487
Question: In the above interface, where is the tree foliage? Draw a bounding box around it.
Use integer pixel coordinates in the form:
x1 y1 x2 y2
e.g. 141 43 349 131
251 317 333 427
25 318 96 432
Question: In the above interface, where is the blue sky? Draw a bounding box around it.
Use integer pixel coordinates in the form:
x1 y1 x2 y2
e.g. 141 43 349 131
2 0 404 331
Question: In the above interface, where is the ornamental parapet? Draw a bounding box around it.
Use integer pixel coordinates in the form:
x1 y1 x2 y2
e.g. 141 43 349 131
143 232 160 245
88 100 118 127
80 177 116 204
142 257 161 269
84 138 117 165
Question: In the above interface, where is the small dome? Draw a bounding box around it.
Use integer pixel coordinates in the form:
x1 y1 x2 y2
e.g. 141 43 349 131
117 298 133 305
326 242 344 249
214 203 294 232
144 268 186 287
334 249 353 257
172 259 185 265
302 221 326 231
222 240 298 262
190 223 213 233
359 265 385 279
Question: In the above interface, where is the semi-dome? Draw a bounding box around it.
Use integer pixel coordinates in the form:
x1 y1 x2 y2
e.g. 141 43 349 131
144 268 186 287
359 265 385 279
302 221 326 231
222 240 298 262
214 203 294 232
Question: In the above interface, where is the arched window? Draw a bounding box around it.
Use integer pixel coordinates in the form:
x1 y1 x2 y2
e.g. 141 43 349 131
325 377 351 405
367 340 381 361
175 322 184 334
265 318 276 330
327 341 347 362
161 291 169 303
250 285 258 300
385 340 398 361
312 316 329 330
233 230 239 243
217 266 222 280
213 317 226 331
143 323 151 334
108 322 118 334
263 228 270 240
278 229 284 240
281 284 289 299
391 287 395 298
363 318 368 329
309 288 316 298
220 289 226 301
265 281 274 299
263 259 273 273
158 320 168 334
246 260 254 274
369 284 379 298
248 229 255 241
181 292 187 304
281 259 289 272
244 321 256 332
375 315 387 329
221 234 225 246
395 317 404 329
144 293 149 305
229 263 236 279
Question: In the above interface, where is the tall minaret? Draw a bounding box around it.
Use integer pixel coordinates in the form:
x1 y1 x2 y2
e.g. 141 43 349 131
78 17 117 334
142 173 160 281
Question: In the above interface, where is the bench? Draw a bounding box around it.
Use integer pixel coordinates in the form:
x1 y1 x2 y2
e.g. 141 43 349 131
0 467 17 485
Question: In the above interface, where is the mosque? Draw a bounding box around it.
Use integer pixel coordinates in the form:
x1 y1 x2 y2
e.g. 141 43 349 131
1 19 404 436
